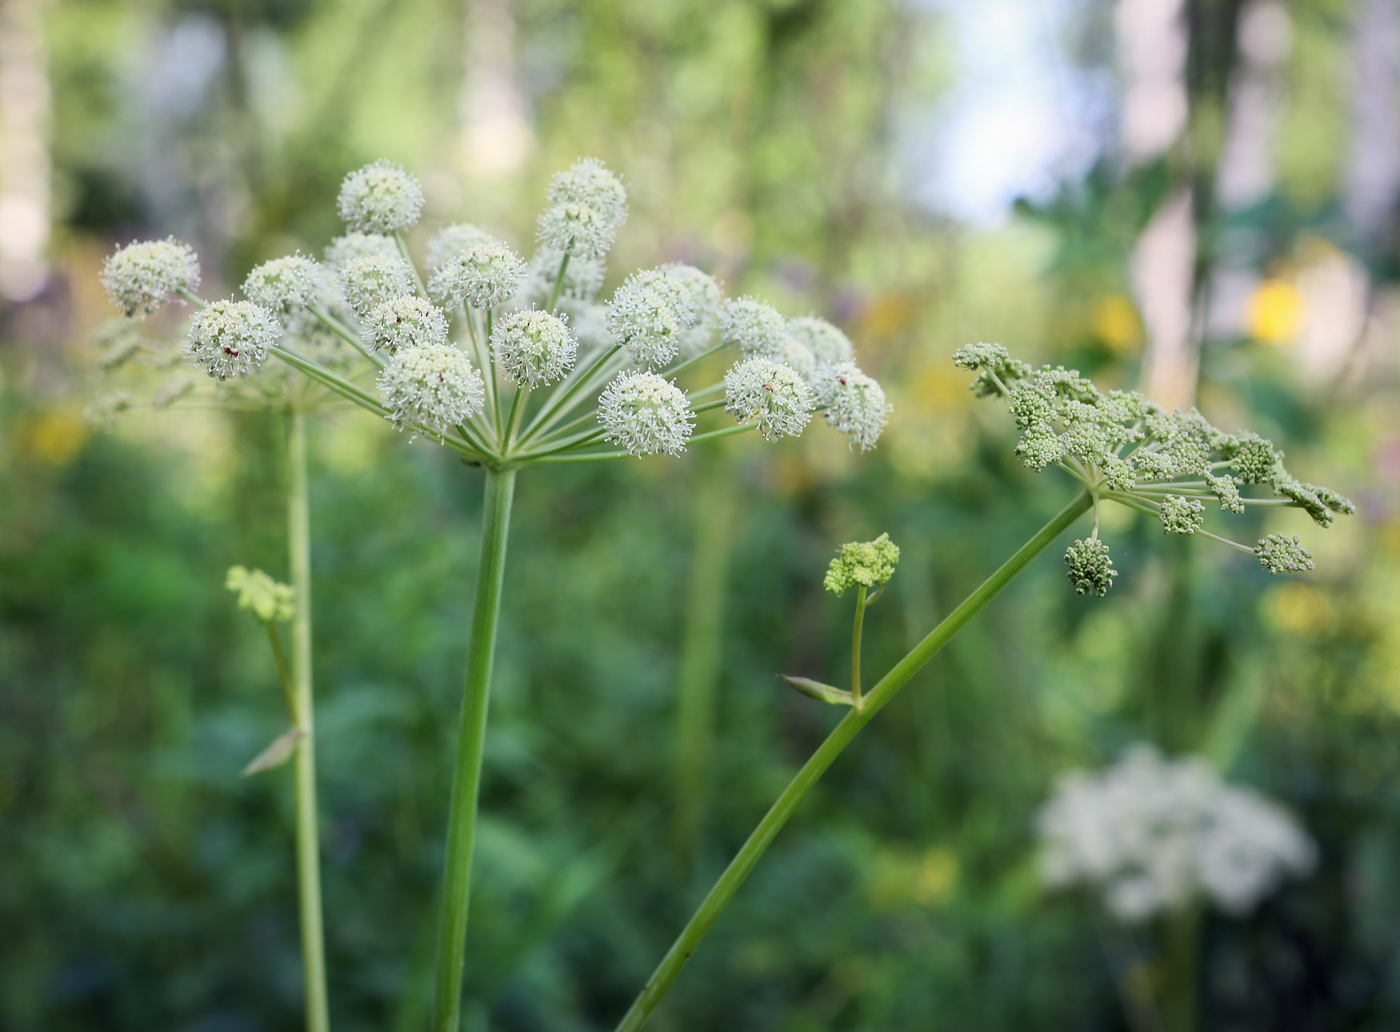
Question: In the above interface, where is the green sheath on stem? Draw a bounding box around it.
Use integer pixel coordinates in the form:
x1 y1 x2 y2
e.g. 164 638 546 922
432 466 517 1032
614 490 1092 1032
288 410 330 1032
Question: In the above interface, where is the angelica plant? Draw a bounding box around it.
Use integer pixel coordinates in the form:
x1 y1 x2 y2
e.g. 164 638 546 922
613 346 1352 1031
96 156 891 1032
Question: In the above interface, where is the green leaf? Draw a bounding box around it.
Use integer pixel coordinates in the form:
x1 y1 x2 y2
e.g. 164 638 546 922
241 728 304 776
779 675 855 706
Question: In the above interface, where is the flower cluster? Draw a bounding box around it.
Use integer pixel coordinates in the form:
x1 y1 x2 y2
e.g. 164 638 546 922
226 565 295 623
952 343 1354 591
100 237 200 317
598 371 693 456
537 157 628 260
336 161 424 234
1037 745 1316 921
823 533 901 595
91 156 891 462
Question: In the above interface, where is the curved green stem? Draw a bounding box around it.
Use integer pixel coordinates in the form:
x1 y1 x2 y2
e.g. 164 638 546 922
432 467 518 1032
612 490 1093 1032
288 410 330 1032
850 585 867 705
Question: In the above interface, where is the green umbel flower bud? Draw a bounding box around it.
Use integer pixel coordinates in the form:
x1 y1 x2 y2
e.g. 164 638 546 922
377 344 486 438
547 157 628 227
719 297 789 359
824 533 900 595
101 237 200 317
337 161 424 233
243 255 319 318
338 254 414 318
226 565 295 623
787 316 854 366
1206 472 1245 513
606 268 697 368
324 232 397 270
1016 421 1064 471
1065 538 1117 597
491 309 577 388
598 370 694 456
428 238 526 310
363 296 449 355
1231 432 1281 484
952 341 1032 396
186 300 279 380
724 357 813 441
1159 494 1204 534
815 362 890 452
1256 534 1314 574
427 223 494 272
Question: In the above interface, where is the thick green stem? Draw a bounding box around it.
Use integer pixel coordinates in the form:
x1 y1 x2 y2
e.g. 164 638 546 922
851 585 867 704
288 411 330 1032
546 251 571 314
432 467 518 1032
613 490 1092 1032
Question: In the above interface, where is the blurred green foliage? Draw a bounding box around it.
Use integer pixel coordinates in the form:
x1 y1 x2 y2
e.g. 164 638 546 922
6 0 1400 1029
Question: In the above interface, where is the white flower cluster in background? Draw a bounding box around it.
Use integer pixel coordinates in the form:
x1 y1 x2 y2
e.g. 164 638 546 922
1036 744 1316 921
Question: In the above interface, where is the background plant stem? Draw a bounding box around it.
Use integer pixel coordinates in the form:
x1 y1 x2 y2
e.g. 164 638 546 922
288 409 330 1032
432 466 517 1032
671 461 737 870
614 490 1092 1031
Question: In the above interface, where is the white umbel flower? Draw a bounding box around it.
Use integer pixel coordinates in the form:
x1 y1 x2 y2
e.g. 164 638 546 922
546 157 628 227
324 232 398 270
816 362 890 451
428 238 526 309
101 238 200 317
337 161 424 233
1037 745 1316 922
606 268 698 369
491 309 577 388
338 254 414 317
664 264 723 356
185 300 280 380
537 203 615 262
724 357 813 441
788 316 855 366
598 370 694 456
719 297 789 359
377 343 485 438
778 337 818 380
243 255 320 318
363 296 449 355
426 223 494 272
523 247 606 305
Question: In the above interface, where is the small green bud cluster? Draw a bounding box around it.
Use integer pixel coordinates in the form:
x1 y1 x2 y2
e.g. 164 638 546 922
363 296 449 355
824 533 900 595
598 371 693 456
429 238 526 310
100 238 200 317
956 344 1354 586
226 565 295 623
337 161 424 234
243 255 320 318
186 300 280 380
377 343 486 439
537 157 628 260
724 358 813 441
491 309 576 388
1065 538 1117 597
1159 494 1204 534
1255 533 1314 574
